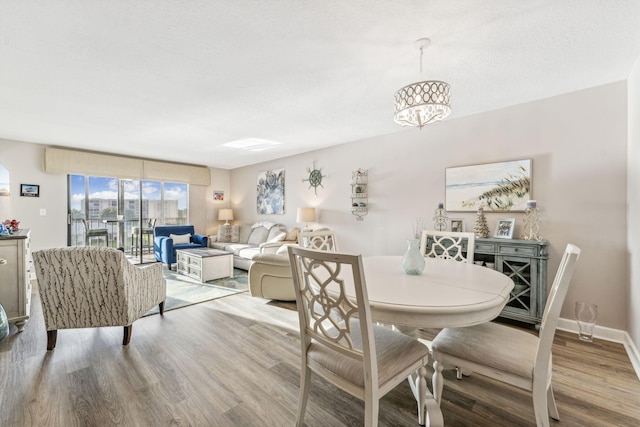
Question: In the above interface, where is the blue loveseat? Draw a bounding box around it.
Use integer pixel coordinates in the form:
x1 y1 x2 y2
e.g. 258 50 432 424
154 225 208 269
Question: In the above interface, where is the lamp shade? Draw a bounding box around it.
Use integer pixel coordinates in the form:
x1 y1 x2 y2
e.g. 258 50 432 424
218 208 233 222
296 207 316 224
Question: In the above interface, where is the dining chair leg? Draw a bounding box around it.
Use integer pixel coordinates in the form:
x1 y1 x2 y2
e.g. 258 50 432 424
417 366 428 425
364 399 380 427
547 385 559 420
296 365 311 427
532 378 550 427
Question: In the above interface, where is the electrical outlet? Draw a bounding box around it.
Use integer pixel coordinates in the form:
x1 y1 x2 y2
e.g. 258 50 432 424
40 208 46 216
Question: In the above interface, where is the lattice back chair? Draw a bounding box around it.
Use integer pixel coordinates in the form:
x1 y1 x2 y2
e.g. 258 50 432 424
288 246 433 427
297 229 338 252
82 219 109 247
431 244 581 427
420 230 475 263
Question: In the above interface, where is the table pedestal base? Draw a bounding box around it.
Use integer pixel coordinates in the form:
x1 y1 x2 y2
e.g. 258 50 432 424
407 367 443 427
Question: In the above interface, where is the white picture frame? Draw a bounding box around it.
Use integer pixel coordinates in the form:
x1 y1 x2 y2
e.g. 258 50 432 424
449 218 465 233
494 218 515 239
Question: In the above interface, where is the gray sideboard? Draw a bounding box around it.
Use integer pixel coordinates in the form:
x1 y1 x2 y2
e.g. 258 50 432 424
473 237 549 327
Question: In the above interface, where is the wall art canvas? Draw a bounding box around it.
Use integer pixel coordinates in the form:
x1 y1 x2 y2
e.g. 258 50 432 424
0 163 9 196
257 168 285 214
445 159 531 212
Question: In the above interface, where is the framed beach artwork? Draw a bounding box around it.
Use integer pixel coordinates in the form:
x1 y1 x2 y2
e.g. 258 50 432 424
20 184 39 197
257 168 285 214
445 159 532 212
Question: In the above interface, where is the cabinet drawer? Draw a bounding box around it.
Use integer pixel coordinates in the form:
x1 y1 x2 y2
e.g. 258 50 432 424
474 242 496 253
497 244 538 256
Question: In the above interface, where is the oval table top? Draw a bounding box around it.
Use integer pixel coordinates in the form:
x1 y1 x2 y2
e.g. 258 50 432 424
356 256 514 329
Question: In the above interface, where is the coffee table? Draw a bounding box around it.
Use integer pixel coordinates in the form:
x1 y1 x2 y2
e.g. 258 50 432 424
176 248 233 283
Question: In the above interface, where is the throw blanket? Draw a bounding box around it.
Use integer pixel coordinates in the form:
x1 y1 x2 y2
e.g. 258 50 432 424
251 222 278 230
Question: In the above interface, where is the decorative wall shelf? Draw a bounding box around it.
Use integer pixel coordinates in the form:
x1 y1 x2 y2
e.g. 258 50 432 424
350 169 368 221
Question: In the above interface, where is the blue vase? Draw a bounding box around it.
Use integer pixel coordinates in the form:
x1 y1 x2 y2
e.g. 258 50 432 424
0 303 9 341
402 239 425 275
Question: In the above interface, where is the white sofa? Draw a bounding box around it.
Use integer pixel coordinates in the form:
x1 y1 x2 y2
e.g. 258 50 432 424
209 222 299 270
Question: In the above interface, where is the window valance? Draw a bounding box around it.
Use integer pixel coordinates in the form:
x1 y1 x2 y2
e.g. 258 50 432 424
44 147 211 185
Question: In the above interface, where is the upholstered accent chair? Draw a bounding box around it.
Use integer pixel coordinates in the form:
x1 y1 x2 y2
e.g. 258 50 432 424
32 247 166 350
153 225 208 269
249 252 296 301
420 230 475 263
288 246 434 426
431 244 581 427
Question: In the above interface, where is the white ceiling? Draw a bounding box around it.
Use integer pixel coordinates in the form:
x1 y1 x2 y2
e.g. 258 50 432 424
2 1 640 169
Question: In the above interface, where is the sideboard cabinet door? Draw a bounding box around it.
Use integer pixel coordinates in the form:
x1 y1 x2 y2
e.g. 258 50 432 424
473 237 548 327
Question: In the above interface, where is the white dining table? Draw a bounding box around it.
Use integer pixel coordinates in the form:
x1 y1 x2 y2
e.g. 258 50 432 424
351 256 515 426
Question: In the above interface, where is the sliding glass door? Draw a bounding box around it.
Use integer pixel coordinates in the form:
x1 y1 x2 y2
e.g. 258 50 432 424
68 174 188 263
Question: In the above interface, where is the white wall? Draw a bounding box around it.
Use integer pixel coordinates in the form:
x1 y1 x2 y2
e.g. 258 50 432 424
0 140 67 251
0 138 231 251
0 82 631 332
230 82 629 330
628 58 640 346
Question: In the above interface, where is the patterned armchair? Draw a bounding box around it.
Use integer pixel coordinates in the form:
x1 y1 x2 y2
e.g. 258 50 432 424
32 247 166 350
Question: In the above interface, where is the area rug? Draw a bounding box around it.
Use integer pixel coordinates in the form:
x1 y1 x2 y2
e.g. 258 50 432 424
144 268 248 316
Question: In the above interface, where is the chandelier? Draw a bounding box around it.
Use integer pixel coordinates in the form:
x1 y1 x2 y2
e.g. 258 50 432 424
393 38 451 128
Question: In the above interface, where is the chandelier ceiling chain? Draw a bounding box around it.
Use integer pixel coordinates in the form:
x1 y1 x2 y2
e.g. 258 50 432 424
393 37 451 129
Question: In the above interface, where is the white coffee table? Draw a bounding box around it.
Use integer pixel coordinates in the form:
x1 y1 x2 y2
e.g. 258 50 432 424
176 248 234 283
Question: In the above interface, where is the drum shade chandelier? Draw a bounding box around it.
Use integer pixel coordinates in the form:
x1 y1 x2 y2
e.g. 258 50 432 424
393 38 451 128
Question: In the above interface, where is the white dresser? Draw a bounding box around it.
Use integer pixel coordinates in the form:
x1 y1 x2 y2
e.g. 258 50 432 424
0 229 32 332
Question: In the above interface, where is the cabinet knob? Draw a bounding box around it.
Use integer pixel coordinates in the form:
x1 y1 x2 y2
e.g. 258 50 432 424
0 258 7 265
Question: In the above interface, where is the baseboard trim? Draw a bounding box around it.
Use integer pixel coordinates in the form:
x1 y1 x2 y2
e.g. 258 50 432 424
557 317 640 380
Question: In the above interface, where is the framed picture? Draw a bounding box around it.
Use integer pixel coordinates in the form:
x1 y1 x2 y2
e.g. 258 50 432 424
213 190 224 201
494 218 515 239
449 218 465 232
445 159 532 212
20 184 39 197
257 168 285 214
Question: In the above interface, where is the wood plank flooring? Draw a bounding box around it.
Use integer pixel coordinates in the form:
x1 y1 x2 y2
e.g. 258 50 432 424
1 289 639 426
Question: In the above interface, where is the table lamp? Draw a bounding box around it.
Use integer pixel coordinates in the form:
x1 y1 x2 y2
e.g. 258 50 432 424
218 208 234 225
296 207 316 231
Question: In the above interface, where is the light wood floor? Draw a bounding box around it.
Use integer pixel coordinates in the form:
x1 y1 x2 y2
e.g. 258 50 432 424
1 289 639 427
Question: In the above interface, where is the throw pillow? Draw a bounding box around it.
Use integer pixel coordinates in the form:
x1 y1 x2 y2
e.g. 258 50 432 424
266 226 286 242
217 225 240 243
170 233 191 244
247 226 270 246
285 227 299 242
267 231 287 243
276 243 296 256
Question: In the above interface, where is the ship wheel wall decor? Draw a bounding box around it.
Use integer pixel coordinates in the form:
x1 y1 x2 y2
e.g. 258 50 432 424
302 162 327 196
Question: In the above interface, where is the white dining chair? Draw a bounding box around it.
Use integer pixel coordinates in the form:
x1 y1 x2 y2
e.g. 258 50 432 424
420 230 475 263
431 243 581 427
297 229 338 252
288 246 437 426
